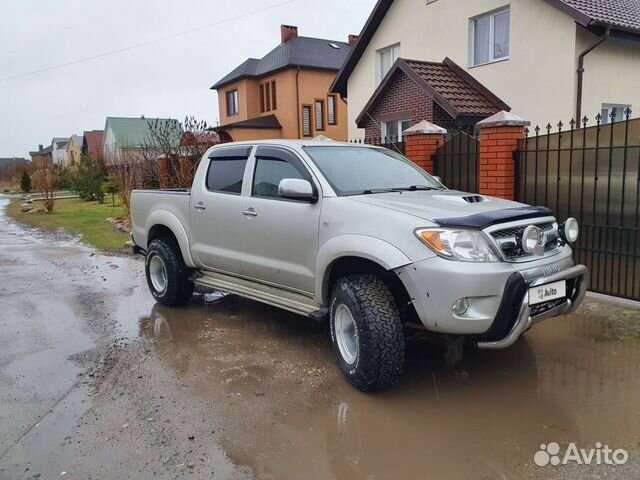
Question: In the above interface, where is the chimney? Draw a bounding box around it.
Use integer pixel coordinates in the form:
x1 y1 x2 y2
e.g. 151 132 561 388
38 144 43 151
281 24 298 43
348 34 359 46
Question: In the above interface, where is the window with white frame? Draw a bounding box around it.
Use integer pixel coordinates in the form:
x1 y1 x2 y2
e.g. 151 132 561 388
601 104 631 124
470 8 510 67
382 119 412 142
376 43 400 85
226 89 239 116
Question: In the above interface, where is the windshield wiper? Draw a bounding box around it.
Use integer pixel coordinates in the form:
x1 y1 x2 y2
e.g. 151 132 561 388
391 185 440 191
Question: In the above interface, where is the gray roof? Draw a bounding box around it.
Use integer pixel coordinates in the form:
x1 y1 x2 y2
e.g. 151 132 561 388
52 137 69 149
69 134 83 147
29 145 53 156
211 36 351 89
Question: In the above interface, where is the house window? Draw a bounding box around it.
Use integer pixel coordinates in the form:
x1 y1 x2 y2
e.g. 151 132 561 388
601 104 631 124
471 8 510 67
271 81 277 110
327 95 337 125
382 119 412 142
226 89 239 116
260 81 277 112
376 43 400 85
315 100 325 131
302 105 313 137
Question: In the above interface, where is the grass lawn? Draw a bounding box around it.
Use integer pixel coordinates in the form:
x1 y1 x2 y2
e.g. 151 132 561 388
7 197 130 251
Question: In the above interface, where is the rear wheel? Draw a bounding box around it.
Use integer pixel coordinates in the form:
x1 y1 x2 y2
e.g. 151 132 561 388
329 275 405 392
145 238 194 306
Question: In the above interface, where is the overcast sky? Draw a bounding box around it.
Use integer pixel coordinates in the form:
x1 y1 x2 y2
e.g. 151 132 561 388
0 0 376 158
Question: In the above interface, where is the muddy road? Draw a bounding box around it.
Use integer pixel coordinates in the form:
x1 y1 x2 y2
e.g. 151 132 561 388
1 195 639 480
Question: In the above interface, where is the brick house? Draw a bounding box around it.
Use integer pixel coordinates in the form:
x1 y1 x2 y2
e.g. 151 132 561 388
356 57 509 142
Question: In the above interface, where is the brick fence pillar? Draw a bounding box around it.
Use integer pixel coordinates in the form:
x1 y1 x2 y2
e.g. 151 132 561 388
476 111 530 200
158 157 169 189
403 120 447 174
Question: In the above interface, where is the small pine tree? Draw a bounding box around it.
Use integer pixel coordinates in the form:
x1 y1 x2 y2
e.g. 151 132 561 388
101 178 120 207
20 169 31 192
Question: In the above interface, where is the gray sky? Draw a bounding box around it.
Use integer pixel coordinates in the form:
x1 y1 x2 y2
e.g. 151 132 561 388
0 0 376 158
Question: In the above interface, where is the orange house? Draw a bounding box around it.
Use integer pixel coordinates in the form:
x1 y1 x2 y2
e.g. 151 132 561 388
211 25 355 142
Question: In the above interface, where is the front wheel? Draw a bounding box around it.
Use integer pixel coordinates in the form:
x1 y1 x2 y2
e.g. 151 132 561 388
145 238 194 306
329 275 405 392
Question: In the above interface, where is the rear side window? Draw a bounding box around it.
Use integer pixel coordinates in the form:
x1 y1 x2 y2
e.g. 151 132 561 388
206 146 252 194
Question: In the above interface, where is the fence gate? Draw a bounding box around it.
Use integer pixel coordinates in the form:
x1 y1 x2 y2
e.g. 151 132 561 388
516 112 640 301
434 128 480 193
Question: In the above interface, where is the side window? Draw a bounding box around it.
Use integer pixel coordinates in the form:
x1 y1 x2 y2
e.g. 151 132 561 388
252 147 309 200
206 146 252 194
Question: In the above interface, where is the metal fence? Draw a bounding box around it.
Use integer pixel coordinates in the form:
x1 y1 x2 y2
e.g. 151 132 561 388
515 109 640 300
349 136 406 155
433 127 480 193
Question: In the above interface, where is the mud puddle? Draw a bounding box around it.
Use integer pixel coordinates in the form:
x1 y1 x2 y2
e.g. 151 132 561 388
137 296 640 479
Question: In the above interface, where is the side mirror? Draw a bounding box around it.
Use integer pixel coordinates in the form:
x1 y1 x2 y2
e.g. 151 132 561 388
432 175 443 184
278 178 317 202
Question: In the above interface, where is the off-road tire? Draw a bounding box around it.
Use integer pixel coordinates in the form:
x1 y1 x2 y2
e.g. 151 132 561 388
145 238 194 306
329 274 405 392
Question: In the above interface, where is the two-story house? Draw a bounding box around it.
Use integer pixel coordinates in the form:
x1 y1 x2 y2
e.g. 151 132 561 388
332 0 640 139
66 135 83 169
51 137 69 166
210 25 355 142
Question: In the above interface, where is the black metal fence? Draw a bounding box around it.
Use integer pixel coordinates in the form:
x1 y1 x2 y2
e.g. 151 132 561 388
433 127 480 193
349 136 406 155
515 109 640 300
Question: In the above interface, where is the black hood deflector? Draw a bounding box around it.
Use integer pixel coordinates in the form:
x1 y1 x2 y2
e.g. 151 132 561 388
434 206 554 229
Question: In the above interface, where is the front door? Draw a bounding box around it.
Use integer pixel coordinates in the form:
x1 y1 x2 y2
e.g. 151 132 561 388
190 145 253 275
240 146 321 294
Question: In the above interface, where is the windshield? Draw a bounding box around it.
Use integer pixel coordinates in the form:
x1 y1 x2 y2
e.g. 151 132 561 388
303 146 443 196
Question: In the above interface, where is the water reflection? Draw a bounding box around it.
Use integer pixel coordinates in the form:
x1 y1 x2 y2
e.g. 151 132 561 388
137 295 640 479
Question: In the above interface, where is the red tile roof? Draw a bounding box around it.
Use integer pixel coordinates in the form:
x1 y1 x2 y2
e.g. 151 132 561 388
355 57 509 126
83 130 104 161
405 60 503 117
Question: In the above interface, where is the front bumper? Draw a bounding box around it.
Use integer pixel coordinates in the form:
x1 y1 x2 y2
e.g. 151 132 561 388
395 249 588 348
476 264 587 349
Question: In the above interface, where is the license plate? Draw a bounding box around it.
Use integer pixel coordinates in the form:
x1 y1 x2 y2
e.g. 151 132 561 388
529 280 566 305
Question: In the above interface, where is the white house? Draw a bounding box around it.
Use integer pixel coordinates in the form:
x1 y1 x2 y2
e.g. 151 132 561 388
51 137 69 166
332 0 640 138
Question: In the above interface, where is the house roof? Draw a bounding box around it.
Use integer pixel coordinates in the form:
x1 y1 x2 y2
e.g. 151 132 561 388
211 114 282 131
543 0 640 34
355 57 510 126
104 117 182 148
211 36 352 90
29 145 53 156
52 137 69 149
332 0 640 96
83 130 104 158
68 134 83 148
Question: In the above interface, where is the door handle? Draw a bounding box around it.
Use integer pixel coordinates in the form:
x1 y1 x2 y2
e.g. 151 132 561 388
242 208 258 217
193 203 206 211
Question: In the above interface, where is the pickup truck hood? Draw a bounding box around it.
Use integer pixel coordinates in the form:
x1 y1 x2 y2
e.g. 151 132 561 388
349 190 527 223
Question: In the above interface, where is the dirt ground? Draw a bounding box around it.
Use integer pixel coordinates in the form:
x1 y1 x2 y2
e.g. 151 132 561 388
1 194 640 480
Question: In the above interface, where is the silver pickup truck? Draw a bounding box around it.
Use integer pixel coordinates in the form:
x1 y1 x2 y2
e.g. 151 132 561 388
130 140 587 391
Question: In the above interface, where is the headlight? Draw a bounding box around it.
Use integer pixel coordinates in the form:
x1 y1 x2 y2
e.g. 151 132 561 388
521 225 543 254
560 218 579 243
415 228 500 262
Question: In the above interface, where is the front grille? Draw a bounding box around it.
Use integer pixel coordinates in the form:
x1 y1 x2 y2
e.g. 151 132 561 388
530 298 567 317
491 222 554 239
490 222 560 260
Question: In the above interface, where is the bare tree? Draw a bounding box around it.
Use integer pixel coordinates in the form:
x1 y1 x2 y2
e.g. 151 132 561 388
105 148 143 216
140 116 219 189
31 168 58 213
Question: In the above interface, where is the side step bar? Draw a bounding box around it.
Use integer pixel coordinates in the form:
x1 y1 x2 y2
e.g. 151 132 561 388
194 271 323 319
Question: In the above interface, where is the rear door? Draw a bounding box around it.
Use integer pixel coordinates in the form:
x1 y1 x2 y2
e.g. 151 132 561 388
240 146 321 294
190 145 253 274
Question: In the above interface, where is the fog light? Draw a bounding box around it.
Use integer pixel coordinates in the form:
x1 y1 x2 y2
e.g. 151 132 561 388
560 217 579 243
452 297 469 315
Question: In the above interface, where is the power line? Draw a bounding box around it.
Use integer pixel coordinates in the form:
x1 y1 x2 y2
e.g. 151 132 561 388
0 0 297 83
